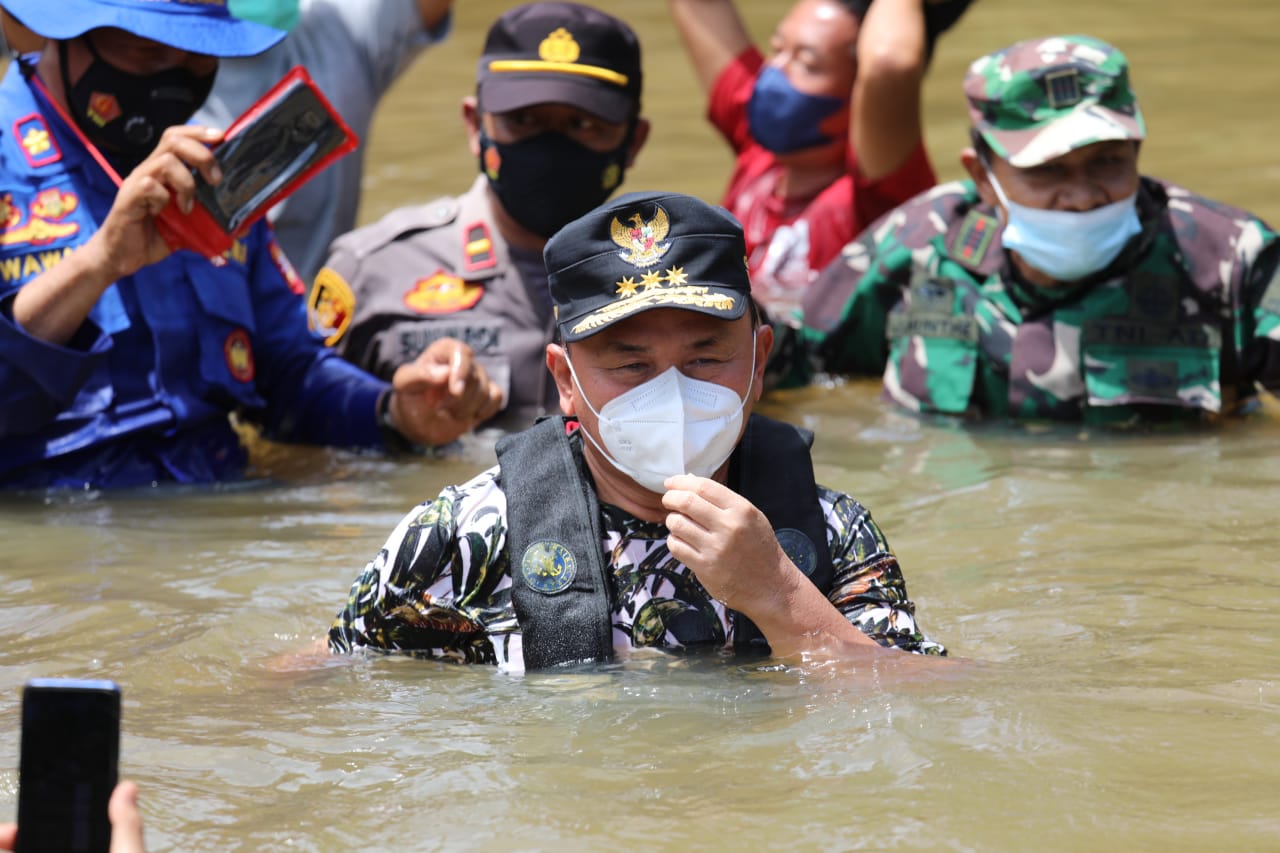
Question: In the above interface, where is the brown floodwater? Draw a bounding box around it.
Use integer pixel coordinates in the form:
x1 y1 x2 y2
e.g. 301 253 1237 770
3 1 1279 849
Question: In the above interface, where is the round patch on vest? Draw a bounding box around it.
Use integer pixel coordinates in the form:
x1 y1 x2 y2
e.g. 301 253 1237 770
775 528 818 577
520 540 577 594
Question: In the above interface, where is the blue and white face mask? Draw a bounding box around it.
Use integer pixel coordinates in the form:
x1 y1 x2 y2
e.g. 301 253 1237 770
746 65 846 155
987 170 1142 282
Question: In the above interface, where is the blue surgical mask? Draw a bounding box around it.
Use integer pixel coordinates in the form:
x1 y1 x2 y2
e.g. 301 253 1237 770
228 0 302 31
987 171 1142 282
747 65 846 155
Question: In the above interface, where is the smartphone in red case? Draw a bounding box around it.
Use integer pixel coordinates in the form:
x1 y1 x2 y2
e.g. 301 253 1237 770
156 65 359 259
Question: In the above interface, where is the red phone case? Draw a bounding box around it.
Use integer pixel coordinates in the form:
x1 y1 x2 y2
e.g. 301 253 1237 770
154 66 358 260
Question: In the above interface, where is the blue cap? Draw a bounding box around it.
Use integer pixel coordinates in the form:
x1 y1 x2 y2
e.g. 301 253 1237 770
4 0 286 58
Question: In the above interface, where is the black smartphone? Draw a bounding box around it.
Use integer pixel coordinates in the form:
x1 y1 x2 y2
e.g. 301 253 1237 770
192 73 351 234
16 679 121 853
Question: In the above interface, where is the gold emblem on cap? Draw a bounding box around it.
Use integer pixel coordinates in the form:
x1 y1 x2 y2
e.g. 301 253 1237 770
610 205 671 268
539 28 581 63
615 276 638 297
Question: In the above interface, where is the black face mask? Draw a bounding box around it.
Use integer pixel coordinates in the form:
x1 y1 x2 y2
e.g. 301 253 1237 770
478 127 631 240
58 35 214 174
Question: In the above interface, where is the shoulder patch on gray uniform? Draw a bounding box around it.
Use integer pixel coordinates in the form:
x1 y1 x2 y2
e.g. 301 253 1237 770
329 196 462 260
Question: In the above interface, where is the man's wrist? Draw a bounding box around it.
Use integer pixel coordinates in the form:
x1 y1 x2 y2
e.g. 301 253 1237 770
377 389 414 453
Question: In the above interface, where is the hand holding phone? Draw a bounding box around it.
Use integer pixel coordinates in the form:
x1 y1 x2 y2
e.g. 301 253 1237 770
16 679 121 853
155 65 358 259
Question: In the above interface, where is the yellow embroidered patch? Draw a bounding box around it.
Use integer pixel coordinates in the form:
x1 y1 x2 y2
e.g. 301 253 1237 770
610 204 670 268
307 266 355 346
539 28 580 63
403 271 483 315
570 286 737 336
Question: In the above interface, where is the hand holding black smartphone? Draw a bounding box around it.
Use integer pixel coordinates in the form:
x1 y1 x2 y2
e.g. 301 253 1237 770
16 679 121 853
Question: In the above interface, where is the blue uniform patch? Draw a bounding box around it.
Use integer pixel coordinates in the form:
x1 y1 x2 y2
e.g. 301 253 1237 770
775 528 818 577
520 540 577 594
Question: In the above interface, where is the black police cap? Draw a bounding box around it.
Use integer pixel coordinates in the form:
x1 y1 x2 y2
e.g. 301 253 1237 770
476 2 642 125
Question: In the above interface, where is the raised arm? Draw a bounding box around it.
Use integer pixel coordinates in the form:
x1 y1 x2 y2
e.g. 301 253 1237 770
661 475 948 661
416 0 452 31
12 125 224 345
667 0 755 93
850 0 928 181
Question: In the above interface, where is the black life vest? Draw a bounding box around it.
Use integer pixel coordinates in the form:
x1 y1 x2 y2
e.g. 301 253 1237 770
495 414 833 669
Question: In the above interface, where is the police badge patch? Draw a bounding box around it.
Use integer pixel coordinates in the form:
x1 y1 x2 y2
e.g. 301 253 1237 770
307 266 355 346
403 271 484 315
775 528 818 577
223 328 255 383
520 540 577 594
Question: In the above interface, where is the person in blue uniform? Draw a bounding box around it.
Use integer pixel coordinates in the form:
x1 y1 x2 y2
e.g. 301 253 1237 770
0 0 503 490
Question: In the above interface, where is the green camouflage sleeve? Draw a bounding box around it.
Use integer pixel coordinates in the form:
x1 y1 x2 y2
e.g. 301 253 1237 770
328 470 511 663
1243 222 1280 392
823 487 946 656
795 223 908 380
794 184 976 384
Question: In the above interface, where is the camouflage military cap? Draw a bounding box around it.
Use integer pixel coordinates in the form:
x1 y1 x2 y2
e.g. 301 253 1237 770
964 34 1146 168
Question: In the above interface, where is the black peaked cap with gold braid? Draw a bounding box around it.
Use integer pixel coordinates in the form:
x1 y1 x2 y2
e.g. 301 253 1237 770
546 191 751 342
476 1 642 124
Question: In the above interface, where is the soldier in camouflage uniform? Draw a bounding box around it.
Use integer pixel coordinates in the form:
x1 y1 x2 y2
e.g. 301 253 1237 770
793 35 1280 425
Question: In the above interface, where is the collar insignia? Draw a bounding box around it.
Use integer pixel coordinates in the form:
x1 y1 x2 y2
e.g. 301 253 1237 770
949 208 998 268
13 113 61 168
610 205 671 268
463 221 497 271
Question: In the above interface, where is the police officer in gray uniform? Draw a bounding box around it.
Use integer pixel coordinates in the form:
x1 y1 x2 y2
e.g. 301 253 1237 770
310 1 650 430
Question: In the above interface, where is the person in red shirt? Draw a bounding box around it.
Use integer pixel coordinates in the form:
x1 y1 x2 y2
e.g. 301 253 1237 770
668 0 970 325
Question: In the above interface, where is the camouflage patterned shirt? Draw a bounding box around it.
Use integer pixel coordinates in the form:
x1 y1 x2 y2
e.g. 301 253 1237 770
796 177 1280 424
329 460 946 670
